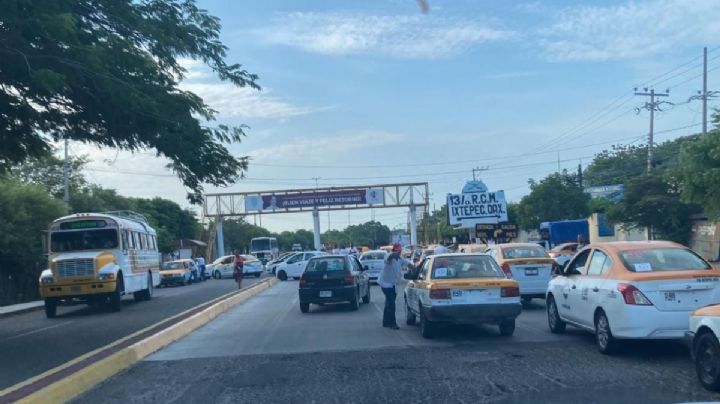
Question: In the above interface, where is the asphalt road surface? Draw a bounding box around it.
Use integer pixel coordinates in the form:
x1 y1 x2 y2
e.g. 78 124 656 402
0 275 266 390
74 281 720 403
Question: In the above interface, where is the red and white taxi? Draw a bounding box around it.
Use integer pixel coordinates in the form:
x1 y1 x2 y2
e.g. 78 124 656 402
546 241 720 354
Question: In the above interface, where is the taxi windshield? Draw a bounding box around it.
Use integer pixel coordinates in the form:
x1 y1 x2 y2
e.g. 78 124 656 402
502 246 549 259
619 248 711 272
306 257 346 272
162 262 185 270
431 255 503 279
361 252 385 261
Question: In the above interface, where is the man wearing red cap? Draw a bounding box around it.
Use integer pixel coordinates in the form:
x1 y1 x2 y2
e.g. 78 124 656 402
377 242 411 329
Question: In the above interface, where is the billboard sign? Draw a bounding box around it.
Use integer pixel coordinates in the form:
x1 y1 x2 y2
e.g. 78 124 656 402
585 184 624 203
245 188 384 212
475 223 518 240
447 180 508 228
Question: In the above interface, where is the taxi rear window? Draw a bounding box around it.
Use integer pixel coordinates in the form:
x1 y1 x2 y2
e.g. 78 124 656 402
619 248 711 272
431 256 503 279
361 252 385 261
306 257 346 272
502 246 549 259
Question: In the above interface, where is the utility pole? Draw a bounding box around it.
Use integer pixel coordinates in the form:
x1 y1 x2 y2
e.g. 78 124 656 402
634 87 669 172
557 152 561 172
703 46 708 135
63 137 70 205
472 166 488 181
577 163 583 188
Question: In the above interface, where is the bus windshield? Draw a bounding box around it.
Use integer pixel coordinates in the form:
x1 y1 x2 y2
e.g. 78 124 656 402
51 229 119 252
251 238 271 251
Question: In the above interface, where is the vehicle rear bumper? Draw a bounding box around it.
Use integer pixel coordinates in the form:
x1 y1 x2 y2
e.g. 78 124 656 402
423 303 522 324
40 281 117 299
299 285 356 304
609 305 693 339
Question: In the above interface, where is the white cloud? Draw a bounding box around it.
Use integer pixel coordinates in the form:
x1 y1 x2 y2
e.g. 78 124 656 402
177 59 324 120
539 0 720 62
260 12 516 59
247 131 408 164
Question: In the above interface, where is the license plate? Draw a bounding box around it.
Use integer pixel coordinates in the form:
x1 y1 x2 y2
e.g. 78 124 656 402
665 292 676 301
319 291 332 298
71 286 81 292
525 268 538 276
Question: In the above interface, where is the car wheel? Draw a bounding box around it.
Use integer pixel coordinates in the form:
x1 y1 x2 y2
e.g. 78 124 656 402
44 298 57 319
420 307 435 339
300 303 310 313
278 271 287 281
695 332 720 391
499 319 516 337
522 296 532 305
547 295 566 333
214 270 220 279
405 299 417 325
595 310 618 354
362 286 370 304
349 290 360 311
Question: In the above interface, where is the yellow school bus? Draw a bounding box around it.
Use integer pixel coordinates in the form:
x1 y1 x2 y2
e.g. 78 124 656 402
39 211 160 318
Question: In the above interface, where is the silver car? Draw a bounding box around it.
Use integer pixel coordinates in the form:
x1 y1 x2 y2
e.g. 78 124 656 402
359 250 388 283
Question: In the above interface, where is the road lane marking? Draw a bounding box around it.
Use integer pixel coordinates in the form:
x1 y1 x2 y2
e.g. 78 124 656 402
0 321 74 343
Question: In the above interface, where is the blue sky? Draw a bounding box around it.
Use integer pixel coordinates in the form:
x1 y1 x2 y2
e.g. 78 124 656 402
77 0 720 232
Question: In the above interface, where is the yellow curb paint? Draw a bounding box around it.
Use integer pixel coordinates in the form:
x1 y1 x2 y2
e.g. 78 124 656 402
2 278 278 404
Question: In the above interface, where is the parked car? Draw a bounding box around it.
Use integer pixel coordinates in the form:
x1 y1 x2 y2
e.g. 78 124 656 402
298 255 370 313
548 242 580 266
403 253 521 338
546 241 720 354
210 254 263 279
276 251 324 281
687 304 720 391
159 259 194 286
266 252 295 274
486 243 556 304
359 250 388 283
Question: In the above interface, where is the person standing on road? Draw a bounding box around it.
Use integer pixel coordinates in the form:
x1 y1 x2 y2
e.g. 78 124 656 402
377 243 409 330
233 252 245 290
195 256 206 281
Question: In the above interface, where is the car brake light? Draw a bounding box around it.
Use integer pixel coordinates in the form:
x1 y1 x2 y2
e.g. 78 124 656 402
429 288 450 299
501 263 512 279
501 286 519 297
343 273 354 284
617 283 653 305
299 276 307 287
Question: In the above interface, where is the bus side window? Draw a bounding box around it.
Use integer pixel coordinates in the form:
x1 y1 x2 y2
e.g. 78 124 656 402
122 231 130 250
141 233 148 250
150 235 156 251
132 232 140 250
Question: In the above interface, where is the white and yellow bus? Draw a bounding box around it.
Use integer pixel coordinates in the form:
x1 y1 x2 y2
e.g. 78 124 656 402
39 211 160 318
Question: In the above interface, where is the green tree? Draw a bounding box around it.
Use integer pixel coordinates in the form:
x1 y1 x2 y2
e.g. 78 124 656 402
221 218 271 254
132 198 199 253
606 174 698 243
517 172 591 230
0 0 259 203
677 129 720 218
0 179 67 305
9 152 87 198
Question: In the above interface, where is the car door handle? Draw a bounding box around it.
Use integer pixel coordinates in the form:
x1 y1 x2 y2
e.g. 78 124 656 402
592 287 599 292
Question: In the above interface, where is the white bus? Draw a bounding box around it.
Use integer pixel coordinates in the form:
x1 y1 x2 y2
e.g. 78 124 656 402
250 237 279 265
39 211 160 318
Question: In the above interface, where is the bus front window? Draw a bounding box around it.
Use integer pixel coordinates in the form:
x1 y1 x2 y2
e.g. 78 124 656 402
251 239 270 251
51 229 119 252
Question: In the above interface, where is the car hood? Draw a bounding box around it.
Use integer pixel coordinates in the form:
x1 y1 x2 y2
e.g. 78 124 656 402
160 269 186 276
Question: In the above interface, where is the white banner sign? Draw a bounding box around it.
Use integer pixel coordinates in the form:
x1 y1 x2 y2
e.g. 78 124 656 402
447 190 508 227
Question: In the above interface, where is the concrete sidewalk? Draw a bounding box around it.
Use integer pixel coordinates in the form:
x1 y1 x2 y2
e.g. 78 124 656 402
0 300 43 318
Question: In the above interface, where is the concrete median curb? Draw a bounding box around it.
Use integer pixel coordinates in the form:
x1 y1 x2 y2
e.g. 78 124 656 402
0 277 278 404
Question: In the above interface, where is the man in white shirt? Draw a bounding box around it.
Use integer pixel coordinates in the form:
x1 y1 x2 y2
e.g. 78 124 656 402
377 243 411 329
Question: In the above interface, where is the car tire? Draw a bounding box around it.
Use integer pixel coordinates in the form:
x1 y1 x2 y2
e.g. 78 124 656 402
109 276 123 312
547 295 566 334
362 286 370 304
522 296 532 305
278 271 287 281
499 319 515 337
695 332 720 391
420 307 435 339
300 303 310 313
595 310 619 354
349 290 360 311
44 298 57 319
405 299 417 326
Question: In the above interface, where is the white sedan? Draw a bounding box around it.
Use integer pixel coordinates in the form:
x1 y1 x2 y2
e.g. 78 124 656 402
687 304 720 391
209 255 263 279
275 251 324 281
359 250 388 283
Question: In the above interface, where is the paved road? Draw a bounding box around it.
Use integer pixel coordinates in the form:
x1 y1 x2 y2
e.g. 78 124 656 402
75 281 720 403
0 275 266 390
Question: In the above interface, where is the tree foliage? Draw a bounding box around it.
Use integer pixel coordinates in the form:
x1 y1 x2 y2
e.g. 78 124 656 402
220 218 271 254
0 0 259 203
677 129 720 219
321 221 391 249
516 172 590 230
0 179 67 305
606 173 698 244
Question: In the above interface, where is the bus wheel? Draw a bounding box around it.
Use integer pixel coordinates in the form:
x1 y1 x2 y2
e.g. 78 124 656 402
44 298 57 318
109 276 123 312
135 273 153 301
